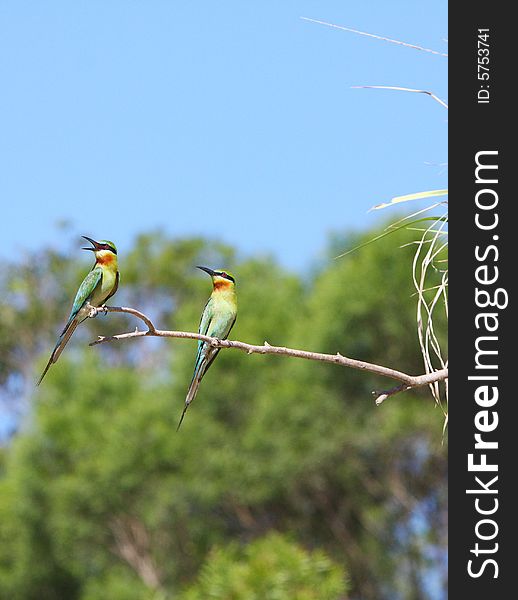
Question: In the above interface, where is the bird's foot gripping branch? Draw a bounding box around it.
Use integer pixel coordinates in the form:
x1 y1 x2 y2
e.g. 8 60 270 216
88 305 448 405
87 303 109 318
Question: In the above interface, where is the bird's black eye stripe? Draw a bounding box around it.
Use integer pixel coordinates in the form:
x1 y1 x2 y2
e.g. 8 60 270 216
214 270 234 282
102 244 117 254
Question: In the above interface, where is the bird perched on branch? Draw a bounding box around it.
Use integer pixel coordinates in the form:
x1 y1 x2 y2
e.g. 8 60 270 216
177 267 237 430
37 237 119 385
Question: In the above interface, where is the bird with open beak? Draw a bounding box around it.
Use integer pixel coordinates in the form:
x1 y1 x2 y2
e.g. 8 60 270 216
37 236 119 385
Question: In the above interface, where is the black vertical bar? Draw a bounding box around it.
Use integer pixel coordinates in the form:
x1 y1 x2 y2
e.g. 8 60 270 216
449 3 514 596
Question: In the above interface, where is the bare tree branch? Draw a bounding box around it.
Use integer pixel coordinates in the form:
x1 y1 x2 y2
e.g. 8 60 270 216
89 304 156 332
109 515 163 591
90 306 448 404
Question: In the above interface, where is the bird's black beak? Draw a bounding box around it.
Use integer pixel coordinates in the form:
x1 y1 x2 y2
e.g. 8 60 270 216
196 265 216 277
81 236 101 251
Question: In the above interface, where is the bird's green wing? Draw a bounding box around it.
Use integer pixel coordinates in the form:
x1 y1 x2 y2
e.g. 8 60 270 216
207 312 236 340
198 297 214 336
64 266 103 328
37 266 102 386
203 314 236 373
178 299 216 429
190 298 214 374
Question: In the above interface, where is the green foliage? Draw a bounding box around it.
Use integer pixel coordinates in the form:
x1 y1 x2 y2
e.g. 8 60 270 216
0 227 447 600
180 533 348 600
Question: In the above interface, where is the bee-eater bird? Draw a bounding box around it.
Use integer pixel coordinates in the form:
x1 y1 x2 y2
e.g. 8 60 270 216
177 267 237 430
37 237 119 385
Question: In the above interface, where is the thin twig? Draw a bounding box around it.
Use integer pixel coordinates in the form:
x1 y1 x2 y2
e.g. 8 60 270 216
89 306 448 404
351 86 448 109
373 383 411 406
92 305 156 333
300 17 448 57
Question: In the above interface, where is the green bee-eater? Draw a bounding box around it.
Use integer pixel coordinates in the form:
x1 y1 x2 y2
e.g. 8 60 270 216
177 266 237 430
37 237 119 385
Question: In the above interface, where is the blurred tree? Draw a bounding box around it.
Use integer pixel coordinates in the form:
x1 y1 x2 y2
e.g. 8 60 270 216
0 226 446 600
180 533 348 600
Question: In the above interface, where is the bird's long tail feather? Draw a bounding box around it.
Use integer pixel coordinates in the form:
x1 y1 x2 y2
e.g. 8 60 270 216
176 355 208 431
37 319 79 386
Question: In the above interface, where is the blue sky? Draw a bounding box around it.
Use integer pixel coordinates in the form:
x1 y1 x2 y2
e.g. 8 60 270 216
0 1 447 270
